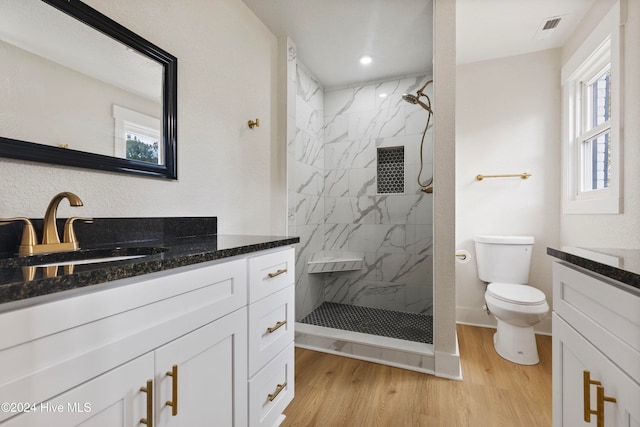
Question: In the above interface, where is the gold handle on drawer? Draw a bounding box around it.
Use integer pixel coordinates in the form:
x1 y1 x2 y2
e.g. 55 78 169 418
584 371 617 426
140 379 153 427
267 320 287 333
268 382 287 402
166 364 178 416
267 268 287 278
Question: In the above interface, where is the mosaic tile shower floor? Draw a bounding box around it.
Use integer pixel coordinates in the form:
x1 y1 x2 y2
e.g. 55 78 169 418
300 302 433 344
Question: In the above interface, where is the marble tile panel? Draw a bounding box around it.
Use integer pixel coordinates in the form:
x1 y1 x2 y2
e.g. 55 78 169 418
405 225 434 256
323 114 349 145
324 197 355 224
350 196 380 224
296 64 321 104
350 280 405 311
296 272 325 320
381 252 432 286
348 107 405 140
296 194 324 226
405 283 433 315
406 108 433 136
323 223 350 251
324 169 349 197
294 331 353 353
295 161 324 196
325 138 376 170
375 79 407 110
348 224 406 254
407 194 433 225
374 134 418 149
405 163 434 194
295 128 323 169
348 168 376 197
296 96 323 137
323 274 353 304
324 84 376 117
378 195 420 224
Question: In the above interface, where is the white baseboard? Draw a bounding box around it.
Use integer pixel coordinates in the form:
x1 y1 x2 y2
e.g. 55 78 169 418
456 307 552 336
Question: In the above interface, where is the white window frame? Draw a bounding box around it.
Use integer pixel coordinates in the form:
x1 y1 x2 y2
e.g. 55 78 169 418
113 104 162 164
561 2 623 214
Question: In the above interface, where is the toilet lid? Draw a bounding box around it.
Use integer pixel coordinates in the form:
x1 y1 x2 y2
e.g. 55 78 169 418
487 283 546 305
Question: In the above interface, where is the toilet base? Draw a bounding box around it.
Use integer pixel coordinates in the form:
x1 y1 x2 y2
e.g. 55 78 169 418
493 319 540 365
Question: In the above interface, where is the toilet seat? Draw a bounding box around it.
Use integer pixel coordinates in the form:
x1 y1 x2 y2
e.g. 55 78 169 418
487 283 546 306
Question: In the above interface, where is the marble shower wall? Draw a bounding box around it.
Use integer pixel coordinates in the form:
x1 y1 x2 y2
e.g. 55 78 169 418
289 57 434 319
290 60 326 321
322 75 434 315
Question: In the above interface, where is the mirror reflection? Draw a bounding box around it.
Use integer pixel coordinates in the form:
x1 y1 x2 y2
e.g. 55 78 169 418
0 0 177 178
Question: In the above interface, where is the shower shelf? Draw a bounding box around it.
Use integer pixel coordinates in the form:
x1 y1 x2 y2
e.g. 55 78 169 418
307 251 364 274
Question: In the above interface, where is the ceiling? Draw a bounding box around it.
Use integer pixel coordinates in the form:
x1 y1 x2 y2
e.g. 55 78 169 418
242 0 595 89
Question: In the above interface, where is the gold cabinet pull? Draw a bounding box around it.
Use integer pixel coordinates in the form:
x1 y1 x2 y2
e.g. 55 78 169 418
166 364 178 416
267 320 287 333
140 379 153 427
267 268 287 278
583 371 617 426
268 382 287 402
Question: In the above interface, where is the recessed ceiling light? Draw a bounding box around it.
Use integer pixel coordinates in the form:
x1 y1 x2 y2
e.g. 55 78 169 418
379 93 388 98
360 56 372 65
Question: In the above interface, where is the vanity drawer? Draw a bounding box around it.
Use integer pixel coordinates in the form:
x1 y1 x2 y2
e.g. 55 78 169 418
248 248 295 303
249 344 295 427
248 285 294 376
553 262 640 381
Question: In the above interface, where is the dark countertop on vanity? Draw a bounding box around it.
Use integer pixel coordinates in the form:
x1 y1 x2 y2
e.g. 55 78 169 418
0 233 299 310
547 246 640 294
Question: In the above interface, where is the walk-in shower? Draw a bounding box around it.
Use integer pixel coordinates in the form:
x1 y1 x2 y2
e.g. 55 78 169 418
288 46 435 372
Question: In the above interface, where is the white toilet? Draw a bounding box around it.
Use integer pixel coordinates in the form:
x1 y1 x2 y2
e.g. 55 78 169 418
474 235 549 365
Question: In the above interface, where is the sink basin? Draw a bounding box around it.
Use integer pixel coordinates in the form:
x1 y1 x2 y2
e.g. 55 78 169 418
0 246 167 269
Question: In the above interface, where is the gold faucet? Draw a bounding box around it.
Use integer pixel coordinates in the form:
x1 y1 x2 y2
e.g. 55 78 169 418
0 192 92 256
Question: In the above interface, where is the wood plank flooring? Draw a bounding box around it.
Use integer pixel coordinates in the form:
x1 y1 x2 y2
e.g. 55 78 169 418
282 324 552 427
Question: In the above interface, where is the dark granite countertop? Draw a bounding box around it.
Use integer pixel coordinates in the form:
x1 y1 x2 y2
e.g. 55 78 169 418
0 217 299 310
547 247 640 294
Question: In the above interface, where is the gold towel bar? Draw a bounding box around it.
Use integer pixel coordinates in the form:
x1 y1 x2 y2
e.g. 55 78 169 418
476 172 531 181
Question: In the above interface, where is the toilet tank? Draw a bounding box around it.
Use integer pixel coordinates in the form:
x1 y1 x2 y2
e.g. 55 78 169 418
473 235 534 284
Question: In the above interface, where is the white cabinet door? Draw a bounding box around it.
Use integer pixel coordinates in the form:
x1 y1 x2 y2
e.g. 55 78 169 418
155 308 248 427
553 314 640 427
2 353 154 427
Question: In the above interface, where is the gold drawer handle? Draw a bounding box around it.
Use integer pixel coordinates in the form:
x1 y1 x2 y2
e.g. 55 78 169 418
584 371 617 426
268 382 287 402
267 268 287 278
140 379 153 427
267 320 287 333
166 364 178 416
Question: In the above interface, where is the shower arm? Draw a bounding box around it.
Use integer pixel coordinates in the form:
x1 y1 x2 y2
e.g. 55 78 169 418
416 79 433 97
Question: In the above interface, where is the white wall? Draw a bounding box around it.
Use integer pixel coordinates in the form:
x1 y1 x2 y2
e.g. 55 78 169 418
560 0 640 249
455 49 562 333
0 0 286 236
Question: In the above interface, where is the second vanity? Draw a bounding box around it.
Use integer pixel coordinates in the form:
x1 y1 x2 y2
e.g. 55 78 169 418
0 216 299 426
548 247 640 427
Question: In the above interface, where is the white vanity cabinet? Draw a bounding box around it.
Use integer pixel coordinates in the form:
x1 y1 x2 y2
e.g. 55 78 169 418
0 246 296 427
552 262 640 427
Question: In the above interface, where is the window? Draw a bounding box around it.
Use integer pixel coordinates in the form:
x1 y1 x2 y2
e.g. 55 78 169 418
561 2 622 214
113 105 162 165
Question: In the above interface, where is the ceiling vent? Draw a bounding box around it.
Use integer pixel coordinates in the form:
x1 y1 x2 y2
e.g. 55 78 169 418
534 15 565 41
542 18 561 30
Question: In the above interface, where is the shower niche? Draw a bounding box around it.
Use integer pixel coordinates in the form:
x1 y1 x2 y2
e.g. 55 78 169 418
377 146 405 194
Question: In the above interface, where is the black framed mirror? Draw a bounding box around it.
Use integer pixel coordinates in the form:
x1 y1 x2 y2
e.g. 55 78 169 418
0 0 177 179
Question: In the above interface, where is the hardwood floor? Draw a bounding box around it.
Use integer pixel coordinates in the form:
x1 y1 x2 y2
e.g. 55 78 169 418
282 324 552 427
